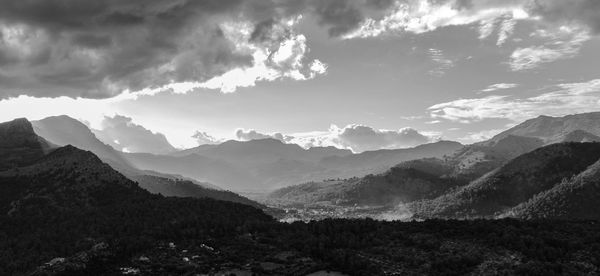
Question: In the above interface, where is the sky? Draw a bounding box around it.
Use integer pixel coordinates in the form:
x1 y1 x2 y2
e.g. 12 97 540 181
1 0 600 153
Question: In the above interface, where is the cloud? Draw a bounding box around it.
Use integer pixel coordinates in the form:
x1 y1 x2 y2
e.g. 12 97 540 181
509 26 590 71
429 78 600 123
428 48 454 76
3 0 598 99
233 124 433 152
192 131 221 145
481 83 519 93
93 114 176 154
458 128 505 144
343 0 528 39
0 0 330 99
289 124 433 153
235 128 293 143
529 0 600 33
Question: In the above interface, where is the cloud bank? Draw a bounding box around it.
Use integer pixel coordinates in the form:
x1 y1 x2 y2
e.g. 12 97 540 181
192 131 222 145
93 114 176 154
232 124 433 153
0 0 333 99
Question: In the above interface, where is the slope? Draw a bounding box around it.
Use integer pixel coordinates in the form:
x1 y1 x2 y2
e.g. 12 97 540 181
410 142 600 219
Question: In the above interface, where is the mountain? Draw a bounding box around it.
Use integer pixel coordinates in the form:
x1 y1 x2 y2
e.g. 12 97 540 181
449 135 544 181
268 164 463 207
0 142 273 274
489 112 600 144
32 115 133 170
0 145 141 216
0 118 52 170
409 142 600 219
558 129 600 143
436 113 600 182
132 174 264 209
27 116 265 207
506 158 600 220
174 138 353 165
131 139 462 192
123 152 262 191
318 141 463 175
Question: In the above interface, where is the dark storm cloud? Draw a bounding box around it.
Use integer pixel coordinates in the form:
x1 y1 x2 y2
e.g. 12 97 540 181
529 0 600 33
308 0 396 37
0 0 408 99
0 0 283 99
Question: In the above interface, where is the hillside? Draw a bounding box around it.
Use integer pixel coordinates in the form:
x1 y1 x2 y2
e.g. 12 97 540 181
0 145 141 216
0 144 274 275
268 165 463 207
448 135 544 181
506 158 600 220
132 174 264 209
409 142 600 219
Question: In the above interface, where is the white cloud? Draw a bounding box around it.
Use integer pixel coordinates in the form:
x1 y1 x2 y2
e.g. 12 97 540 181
344 1 528 39
192 131 222 145
458 129 505 144
288 124 433 153
481 83 519 93
235 128 293 143
509 26 590 71
429 78 600 123
94 115 175 154
231 124 434 153
428 48 454 76
154 18 327 94
497 17 517 46
0 95 120 128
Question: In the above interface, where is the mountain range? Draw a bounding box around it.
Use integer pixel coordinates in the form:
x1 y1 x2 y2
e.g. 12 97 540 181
128 138 462 192
269 112 600 220
3 111 600 222
1 112 600 274
25 117 260 207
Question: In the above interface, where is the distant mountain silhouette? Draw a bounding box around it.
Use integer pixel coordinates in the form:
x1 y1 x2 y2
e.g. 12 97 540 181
410 142 600 219
173 138 353 164
27 116 261 206
32 116 133 170
124 152 263 191
131 139 462 192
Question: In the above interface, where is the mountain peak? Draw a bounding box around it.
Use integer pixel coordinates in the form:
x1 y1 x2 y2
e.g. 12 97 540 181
488 112 600 145
0 118 35 135
0 118 51 170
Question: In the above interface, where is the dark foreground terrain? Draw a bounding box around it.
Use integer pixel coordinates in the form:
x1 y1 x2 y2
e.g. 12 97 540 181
3 210 600 275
